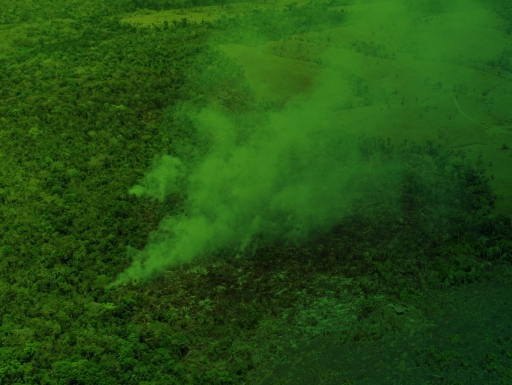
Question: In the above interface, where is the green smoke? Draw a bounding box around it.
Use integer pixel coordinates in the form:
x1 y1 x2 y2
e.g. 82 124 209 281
109 82 402 286
109 0 503 286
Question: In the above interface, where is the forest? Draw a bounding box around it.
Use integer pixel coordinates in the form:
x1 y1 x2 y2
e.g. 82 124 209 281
1 0 512 384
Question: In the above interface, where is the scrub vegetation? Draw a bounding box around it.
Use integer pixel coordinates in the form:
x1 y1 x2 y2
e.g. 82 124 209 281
1 0 512 384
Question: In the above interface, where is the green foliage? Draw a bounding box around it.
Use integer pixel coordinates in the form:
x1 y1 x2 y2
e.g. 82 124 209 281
0 1 511 384
0 6 258 384
211 0 347 43
357 136 497 244
481 0 512 34
112 296 138 319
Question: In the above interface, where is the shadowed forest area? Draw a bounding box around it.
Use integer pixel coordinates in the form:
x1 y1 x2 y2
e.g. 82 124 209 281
1 0 512 384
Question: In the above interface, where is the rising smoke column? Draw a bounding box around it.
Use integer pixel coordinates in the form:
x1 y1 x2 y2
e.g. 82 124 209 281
108 88 403 287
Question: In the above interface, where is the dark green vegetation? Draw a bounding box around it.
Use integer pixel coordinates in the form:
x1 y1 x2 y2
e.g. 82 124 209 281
211 0 347 43
0 0 247 25
1 1 512 384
